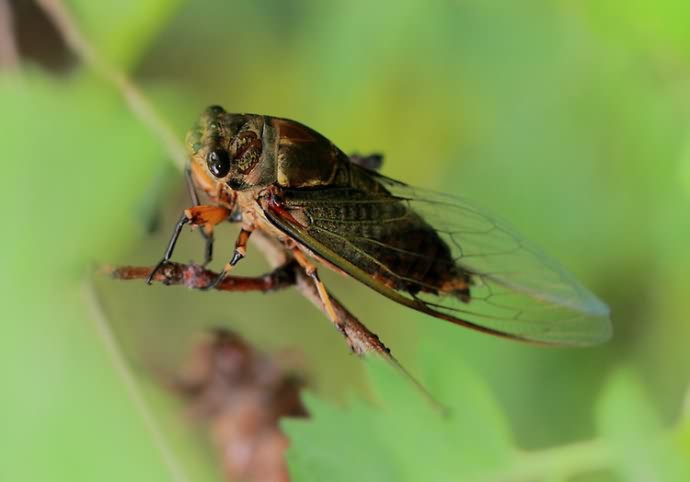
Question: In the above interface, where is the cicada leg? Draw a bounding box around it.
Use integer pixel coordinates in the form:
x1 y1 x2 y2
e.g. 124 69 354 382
202 224 255 291
185 166 242 266
146 205 232 284
184 166 215 265
290 248 341 330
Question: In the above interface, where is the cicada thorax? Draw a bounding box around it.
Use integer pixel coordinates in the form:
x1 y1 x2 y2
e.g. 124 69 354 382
270 117 346 189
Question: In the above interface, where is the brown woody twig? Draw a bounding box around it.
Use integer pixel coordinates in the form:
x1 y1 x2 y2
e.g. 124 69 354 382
107 261 391 357
109 261 297 293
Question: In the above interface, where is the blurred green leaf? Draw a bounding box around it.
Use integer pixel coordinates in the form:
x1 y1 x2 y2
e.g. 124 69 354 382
0 72 161 274
286 360 690 482
0 71 221 482
284 348 515 482
583 0 690 61
596 368 690 481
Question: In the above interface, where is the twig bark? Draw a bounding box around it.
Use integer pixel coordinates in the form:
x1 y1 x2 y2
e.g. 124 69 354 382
0 0 20 70
109 261 297 294
108 261 391 357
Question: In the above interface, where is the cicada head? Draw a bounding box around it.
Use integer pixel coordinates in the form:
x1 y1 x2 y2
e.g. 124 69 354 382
186 106 272 197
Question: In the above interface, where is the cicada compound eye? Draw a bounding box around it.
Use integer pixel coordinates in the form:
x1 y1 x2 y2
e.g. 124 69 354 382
207 149 231 178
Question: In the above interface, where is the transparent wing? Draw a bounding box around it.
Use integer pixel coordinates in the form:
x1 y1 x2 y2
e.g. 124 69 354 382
264 170 611 346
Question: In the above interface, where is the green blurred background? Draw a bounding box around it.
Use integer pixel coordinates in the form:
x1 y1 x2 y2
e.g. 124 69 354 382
2 1 690 481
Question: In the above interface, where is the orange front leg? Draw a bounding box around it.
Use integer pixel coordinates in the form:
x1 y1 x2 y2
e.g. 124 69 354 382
185 205 232 230
147 205 232 284
185 167 239 265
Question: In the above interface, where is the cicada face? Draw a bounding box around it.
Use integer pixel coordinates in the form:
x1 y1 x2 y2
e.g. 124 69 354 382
186 106 273 197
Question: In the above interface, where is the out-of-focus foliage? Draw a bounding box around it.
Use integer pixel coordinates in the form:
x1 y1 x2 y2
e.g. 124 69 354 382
285 345 690 482
597 368 690 481
2 1 690 481
286 348 515 482
0 73 179 482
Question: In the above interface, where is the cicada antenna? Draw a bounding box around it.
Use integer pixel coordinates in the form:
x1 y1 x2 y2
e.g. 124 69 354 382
384 352 449 416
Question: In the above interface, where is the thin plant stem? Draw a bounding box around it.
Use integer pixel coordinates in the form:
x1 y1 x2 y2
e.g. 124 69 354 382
83 281 193 482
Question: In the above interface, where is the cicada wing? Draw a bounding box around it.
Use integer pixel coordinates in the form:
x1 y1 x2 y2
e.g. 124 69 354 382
262 168 611 346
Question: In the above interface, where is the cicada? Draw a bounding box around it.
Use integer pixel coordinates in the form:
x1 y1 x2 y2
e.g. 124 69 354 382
147 105 611 346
